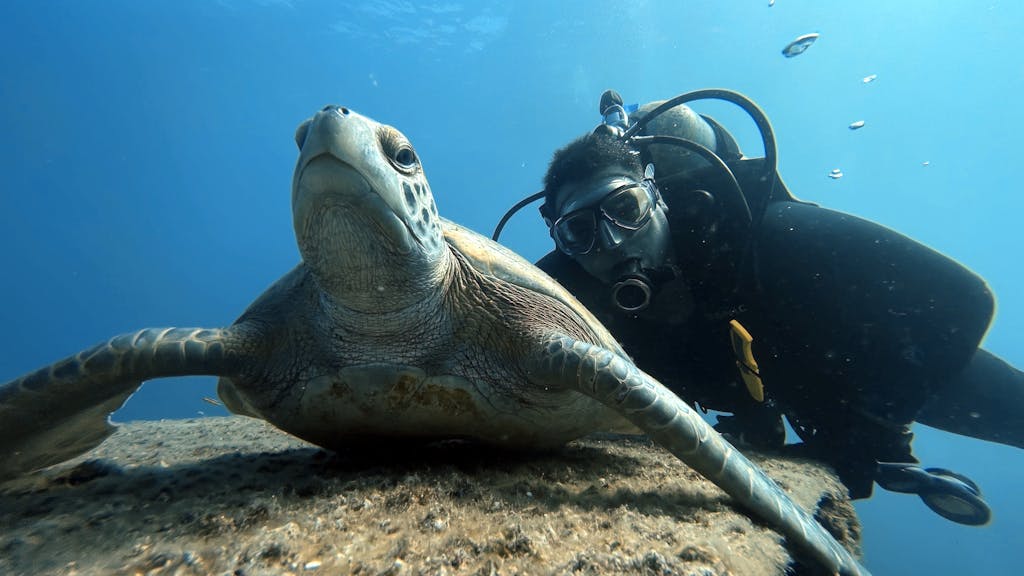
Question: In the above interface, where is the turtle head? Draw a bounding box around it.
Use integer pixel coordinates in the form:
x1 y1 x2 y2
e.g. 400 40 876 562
292 105 448 313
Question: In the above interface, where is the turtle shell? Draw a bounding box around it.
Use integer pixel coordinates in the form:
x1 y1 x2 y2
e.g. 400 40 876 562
440 218 627 358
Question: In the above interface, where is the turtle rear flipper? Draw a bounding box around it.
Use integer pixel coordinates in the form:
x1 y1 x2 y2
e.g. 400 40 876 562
0 326 252 480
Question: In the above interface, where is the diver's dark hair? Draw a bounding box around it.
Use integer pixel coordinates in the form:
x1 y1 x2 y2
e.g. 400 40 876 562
542 131 643 213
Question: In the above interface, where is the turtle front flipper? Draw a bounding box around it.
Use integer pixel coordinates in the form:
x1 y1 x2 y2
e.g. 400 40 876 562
535 334 869 576
0 326 256 480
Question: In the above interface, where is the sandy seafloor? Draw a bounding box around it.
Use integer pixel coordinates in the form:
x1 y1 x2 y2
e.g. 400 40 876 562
0 417 860 576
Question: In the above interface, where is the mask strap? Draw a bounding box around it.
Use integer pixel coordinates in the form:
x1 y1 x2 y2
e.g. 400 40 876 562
641 163 662 204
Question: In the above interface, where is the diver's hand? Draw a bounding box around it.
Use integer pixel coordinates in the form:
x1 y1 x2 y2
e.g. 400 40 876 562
714 412 786 450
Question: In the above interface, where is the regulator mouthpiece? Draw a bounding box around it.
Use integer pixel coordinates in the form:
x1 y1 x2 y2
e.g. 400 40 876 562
612 260 653 312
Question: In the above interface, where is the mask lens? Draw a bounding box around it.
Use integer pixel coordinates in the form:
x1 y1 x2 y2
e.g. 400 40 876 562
601 184 653 229
553 211 597 255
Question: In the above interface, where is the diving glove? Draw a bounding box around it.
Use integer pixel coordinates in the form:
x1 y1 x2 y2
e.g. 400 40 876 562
714 410 785 450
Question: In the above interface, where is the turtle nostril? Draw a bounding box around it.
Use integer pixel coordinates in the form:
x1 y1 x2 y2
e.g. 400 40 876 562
320 105 350 116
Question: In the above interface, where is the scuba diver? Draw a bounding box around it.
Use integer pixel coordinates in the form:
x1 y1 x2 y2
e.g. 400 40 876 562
493 88 1024 525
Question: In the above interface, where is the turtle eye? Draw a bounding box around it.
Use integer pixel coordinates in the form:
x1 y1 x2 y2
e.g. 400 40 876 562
393 146 418 170
379 126 420 174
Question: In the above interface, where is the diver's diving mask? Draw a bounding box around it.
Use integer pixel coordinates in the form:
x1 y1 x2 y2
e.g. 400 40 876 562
551 174 659 256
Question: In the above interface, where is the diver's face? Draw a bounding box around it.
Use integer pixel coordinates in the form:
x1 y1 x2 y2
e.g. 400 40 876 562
552 166 674 284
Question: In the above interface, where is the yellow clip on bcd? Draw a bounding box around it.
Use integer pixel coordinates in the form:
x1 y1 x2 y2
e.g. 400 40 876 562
729 319 764 402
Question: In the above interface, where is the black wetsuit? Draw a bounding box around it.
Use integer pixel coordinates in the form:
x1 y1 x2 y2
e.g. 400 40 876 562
537 157 1024 498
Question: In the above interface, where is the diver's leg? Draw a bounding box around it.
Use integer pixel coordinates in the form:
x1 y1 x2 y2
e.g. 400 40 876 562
837 422 916 500
780 412 906 500
854 421 994 525
787 415 991 524
915 348 1024 449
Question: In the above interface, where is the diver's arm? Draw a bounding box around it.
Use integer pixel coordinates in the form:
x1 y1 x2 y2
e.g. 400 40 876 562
535 250 619 321
536 250 588 290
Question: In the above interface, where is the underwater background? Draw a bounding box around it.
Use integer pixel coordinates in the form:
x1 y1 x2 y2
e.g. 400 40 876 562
0 1 1020 573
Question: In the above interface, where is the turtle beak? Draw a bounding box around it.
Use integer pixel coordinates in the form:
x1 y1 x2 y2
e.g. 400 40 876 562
294 117 313 150
292 105 374 216
292 105 403 217
291 106 417 260
295 105 363 177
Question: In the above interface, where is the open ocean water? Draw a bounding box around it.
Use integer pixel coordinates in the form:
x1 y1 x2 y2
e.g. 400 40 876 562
1 2 1020 574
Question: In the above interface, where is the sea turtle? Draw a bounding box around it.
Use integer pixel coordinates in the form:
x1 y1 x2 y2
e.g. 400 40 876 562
0 105 868 576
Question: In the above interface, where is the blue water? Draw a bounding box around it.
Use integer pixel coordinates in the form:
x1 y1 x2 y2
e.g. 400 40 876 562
1 1 1020 573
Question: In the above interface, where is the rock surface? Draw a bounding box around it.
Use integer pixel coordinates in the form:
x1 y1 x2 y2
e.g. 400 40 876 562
0 416 861 575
